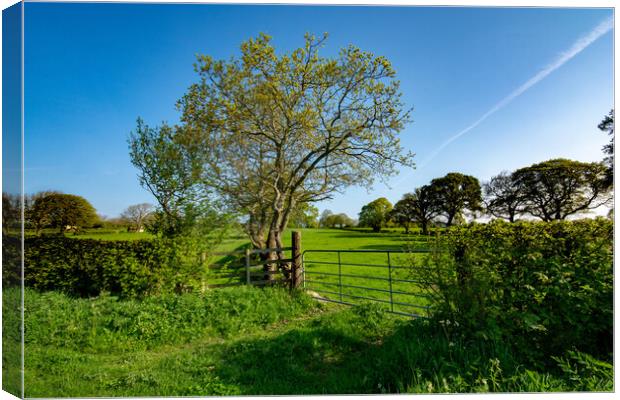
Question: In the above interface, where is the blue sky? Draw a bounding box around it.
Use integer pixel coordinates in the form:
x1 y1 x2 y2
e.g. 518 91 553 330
24 4 613 218
3 2 21 196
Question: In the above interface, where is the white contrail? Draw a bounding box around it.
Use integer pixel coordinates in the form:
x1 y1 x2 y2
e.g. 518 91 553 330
413 15 614 171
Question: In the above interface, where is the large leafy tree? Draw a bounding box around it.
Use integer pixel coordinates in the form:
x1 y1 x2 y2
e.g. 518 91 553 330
389 193 418 233
319 209 334 228
408 185 441 235
483 171 527 222
430 172 482 227
24 190 61 233
130 33 413 260
513 158 611 221
598 109 614 188
359 197 393 232
30 193 98 234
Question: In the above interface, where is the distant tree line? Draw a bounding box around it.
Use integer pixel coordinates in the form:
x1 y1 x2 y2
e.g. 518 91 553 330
356 110 613 233
358 157 611 233
358 171 482 234
2 190 158 236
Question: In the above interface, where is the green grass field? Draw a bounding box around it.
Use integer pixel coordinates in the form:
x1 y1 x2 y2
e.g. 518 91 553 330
199 228 435 315
57 227 434 314
25 228 156 241
5 227 613 395
5 287 611 397
282 228 433 315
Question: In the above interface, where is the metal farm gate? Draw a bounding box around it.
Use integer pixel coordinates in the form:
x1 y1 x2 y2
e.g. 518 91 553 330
301 249 432 318
207 232 431 318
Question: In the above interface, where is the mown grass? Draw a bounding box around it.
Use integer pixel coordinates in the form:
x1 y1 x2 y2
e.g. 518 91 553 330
69 231 154 241
8 287 612 396
24 228 155 241
194 228 433 313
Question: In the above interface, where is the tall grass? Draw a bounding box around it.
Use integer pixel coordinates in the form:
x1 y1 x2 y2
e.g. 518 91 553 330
15 287 613 396
366 316 613 393
20 286 317 353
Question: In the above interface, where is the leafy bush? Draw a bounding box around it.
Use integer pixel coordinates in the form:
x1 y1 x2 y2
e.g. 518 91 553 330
2 235 21 288
20 236 173 297
410 218 613 364
18 232 243 297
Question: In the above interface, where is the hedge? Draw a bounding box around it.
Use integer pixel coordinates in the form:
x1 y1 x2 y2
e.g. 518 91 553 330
412 218 613 364
3 236 176 298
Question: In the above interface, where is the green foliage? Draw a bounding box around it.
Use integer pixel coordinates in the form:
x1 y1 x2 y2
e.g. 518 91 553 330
29 193 99 234
411 219 613 364
15 286 612 396
319 209 355 228
2 234 21 288
388 194 417 233
389 188 440 235
552 351 614 391
2 192 20 235
512 158 611 221
21 236 171 297
20 286 316 353
358 197 393 232
132 33 413 249
20 234 233 298
483 171 526 222
129 119 207 238
429 172 482 226
129 122 233 240
368 318 612 393
288 203 320 228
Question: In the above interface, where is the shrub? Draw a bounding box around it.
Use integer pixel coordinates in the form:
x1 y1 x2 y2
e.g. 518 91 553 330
21 236 175 297
410 218 613 364
2 235 21 288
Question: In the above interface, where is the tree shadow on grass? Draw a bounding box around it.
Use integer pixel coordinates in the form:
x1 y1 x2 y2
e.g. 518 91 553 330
208 310 421 395
216 328 369 394
208 313 533 395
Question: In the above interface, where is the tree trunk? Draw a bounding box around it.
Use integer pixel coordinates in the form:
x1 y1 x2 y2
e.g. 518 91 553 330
421 221 429 236
264 230 278 282
446 214 454 227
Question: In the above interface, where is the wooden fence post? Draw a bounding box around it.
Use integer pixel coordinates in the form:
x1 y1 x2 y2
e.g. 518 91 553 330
291 231 302 290
245 248 251 285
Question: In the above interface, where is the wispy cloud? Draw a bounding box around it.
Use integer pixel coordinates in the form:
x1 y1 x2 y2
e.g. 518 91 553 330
415 16 614 171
